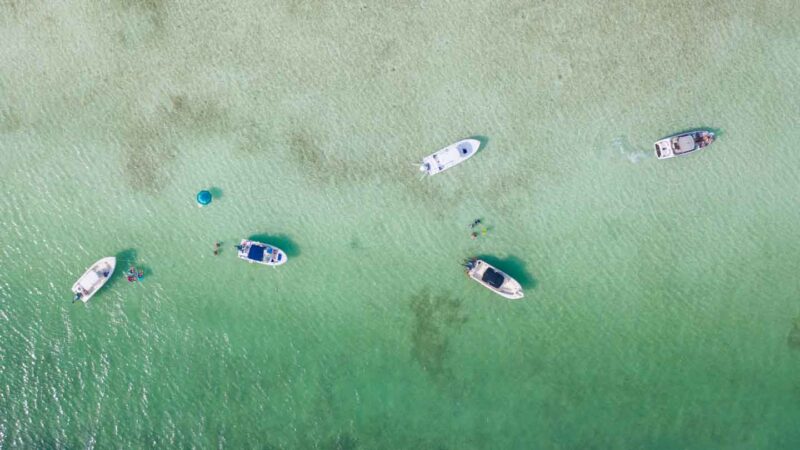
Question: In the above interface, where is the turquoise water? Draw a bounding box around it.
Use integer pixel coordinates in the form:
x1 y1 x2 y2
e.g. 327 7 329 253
2 1 800 448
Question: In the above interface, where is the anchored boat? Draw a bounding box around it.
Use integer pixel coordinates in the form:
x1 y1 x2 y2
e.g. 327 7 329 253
464 258 524 300
237 239 287 266
654 130 715 159
420 139 480 175
72 257 116 303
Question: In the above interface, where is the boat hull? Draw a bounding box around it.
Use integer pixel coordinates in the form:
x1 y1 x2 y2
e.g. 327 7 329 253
654 130 715 159
466 259 524 300
71 257 116 303
237 239 287 266
420 139 480 175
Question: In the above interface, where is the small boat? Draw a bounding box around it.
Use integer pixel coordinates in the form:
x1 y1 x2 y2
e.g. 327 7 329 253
654 130 715 159
420 139 480 175
72 257 116 303
464 258 524 300
237 239 287 266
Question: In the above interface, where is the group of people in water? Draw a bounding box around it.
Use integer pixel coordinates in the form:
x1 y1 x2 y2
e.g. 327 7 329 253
126 266 144 282
470 218 488 240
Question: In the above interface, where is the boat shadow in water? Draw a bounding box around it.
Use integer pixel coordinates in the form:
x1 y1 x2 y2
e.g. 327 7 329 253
208 186 223 200
115 248 151 281
474 254 537 289
248 233 301 257
116 248 137 266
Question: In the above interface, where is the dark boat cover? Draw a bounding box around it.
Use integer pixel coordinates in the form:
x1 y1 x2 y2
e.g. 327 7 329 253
247 245 265 262
481 267 505 289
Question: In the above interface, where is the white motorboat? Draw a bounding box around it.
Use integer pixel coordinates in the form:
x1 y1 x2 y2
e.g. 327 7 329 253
419 139 480 175
464 258 524 300
237 239 287 266
654 130 715 159
72 257 116 303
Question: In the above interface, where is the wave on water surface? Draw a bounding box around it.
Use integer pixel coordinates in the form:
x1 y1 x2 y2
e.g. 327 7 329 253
611 136 650 164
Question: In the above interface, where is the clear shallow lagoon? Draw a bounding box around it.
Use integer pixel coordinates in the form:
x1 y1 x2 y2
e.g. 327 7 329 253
1 1 800 448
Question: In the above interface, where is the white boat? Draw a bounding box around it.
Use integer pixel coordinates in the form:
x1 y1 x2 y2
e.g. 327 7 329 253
419 139 480 175
72 257 116 303
237 239 287 266
464 258 524 300
654 130 715 159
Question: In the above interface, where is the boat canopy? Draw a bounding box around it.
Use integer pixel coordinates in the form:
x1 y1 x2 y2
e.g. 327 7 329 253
675 135 695 154
482 268 505 289
247 245 265 262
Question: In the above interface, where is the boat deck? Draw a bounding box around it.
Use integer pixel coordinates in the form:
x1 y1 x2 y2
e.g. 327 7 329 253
421 139 480 175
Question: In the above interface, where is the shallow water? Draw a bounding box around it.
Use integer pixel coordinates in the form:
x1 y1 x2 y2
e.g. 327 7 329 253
2 1 800 448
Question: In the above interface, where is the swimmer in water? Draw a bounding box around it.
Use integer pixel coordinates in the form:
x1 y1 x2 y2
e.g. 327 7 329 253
470 218 482 228
470 232 478 240
214 241 220 256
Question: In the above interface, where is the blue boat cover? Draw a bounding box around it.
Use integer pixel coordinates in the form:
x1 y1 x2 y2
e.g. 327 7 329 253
482 267 505 289
247 245 265 262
